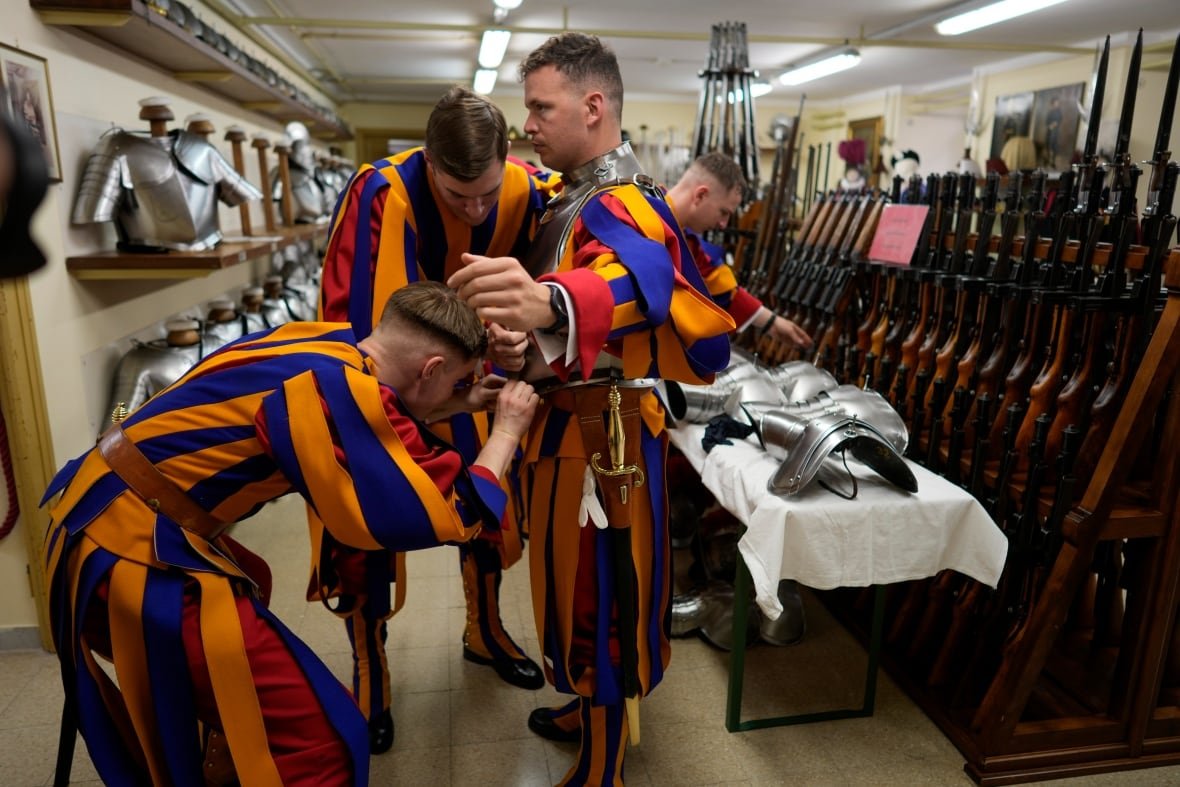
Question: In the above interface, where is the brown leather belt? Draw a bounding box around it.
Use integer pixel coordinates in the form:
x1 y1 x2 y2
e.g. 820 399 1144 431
97 425 228 540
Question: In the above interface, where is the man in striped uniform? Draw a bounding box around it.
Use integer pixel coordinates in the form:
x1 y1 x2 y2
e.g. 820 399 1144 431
450 34 736 785
42 283 539 785
318 86 552 754
666 152 811 347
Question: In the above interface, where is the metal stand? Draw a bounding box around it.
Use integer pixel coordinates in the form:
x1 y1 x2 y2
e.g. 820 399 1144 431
725 558 886 731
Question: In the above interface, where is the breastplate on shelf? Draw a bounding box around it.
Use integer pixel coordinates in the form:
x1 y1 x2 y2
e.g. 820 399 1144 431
73 129 262 252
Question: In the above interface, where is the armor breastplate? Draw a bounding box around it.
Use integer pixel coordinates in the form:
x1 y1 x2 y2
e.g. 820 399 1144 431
271 163 330 223
104 340 203 431
521 142 656 278
73 129 261 251
520 142 662 383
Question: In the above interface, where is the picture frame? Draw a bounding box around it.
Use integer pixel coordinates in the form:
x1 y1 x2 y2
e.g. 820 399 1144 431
1030 82 1084 173
847 115 884 186
989 91 1034 163
0 43 62 182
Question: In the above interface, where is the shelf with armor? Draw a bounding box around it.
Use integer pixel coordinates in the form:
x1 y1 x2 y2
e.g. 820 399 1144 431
29 0 352 141
67 98 339 279
100 271 320 433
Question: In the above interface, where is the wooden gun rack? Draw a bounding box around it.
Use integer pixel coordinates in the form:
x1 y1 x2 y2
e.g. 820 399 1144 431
802 245 1180 783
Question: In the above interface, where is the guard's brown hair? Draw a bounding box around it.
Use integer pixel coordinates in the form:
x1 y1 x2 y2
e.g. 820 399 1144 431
377 280 488 360
518 32 623 122
424 85 508 181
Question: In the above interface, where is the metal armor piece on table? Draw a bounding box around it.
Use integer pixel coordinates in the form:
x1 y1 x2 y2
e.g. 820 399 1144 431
73 129 261 251
518 141 662 385
751 409 917 496
733 385 909 454
663 360 838 424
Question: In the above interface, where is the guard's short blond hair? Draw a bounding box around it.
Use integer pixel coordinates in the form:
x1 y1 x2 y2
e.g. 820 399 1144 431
425 86 508 181
377 281 488 360
691 152 746 194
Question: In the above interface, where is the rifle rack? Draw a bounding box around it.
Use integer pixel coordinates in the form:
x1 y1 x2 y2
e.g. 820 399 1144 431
817 247 1180 783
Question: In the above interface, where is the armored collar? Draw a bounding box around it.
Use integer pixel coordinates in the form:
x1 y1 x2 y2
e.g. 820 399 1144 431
564 141 647 191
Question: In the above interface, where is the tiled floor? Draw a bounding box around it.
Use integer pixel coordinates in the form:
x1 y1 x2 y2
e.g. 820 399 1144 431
4 494 1180 785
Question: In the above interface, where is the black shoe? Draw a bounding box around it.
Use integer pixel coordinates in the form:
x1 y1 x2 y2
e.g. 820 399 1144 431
463 647 545 690
527 707 581 743
368 708 394 755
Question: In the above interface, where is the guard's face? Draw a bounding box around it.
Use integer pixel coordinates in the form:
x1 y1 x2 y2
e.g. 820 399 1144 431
430 160 505 227
523 65 589 174
692 184 743 234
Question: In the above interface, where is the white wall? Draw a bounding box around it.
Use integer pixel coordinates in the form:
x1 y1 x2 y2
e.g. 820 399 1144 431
0 1 338 634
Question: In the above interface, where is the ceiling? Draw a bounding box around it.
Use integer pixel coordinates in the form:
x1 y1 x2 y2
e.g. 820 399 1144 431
205 0 1180 111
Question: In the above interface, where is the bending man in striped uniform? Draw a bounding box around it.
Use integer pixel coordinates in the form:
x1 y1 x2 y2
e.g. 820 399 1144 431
42 282 538 786
317 86 554 753
450 33 736 786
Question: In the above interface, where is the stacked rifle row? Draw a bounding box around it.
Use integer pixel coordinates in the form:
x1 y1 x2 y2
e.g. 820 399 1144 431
691 21 761 187
736 31 1180 776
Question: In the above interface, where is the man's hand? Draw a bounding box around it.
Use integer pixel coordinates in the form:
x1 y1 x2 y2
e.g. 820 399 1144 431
486 323 528 372
770 315 813 350
448 254 553 331
490 380 540 441
464 374 507 412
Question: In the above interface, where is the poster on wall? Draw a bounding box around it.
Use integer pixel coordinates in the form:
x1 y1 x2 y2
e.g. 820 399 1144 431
0 43 62 182
989 91 1033 163
1030 82 1084 173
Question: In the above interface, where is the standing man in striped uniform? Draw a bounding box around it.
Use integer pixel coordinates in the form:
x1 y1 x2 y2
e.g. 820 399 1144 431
43 282 539 785
449 33 736 785
318 86 552 754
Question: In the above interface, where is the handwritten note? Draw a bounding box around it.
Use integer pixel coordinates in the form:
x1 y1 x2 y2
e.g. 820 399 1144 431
867 204 930 265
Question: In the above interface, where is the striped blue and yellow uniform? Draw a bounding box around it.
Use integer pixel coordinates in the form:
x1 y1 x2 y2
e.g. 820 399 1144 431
41 322 505 786
316 147 553 717
522 183 734 785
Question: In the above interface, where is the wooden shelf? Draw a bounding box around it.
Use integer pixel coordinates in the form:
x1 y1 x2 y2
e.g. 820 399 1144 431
31 0 352 141
67 224 327 280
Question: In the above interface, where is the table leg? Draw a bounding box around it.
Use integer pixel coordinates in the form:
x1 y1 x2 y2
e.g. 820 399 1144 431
726 558 886 731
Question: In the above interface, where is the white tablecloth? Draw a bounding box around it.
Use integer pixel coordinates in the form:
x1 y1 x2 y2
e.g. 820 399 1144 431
667 422 1008 620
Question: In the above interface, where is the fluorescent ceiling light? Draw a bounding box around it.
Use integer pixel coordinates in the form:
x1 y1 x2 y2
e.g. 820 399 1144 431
726 81 773 103
493 0 523 8
778 50 861 86
935 0 1070 36
473 68 498 95
478 29 511 69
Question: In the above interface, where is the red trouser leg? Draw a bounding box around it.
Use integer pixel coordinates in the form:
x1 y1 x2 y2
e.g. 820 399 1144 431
182 590 355 786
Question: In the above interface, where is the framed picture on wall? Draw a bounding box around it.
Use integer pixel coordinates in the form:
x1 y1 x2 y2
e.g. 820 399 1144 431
847 115 884 186
0 44 62 182
989 91 1033 163
1031 82 1084 173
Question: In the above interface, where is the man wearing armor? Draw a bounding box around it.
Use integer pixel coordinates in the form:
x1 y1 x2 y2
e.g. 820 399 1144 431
42 282 539 786
317 85 552 754
448 33 736 785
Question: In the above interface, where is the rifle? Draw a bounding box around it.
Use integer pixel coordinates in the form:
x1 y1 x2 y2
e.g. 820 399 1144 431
986 172 1073 450
1013 37 1126 461
932 172 1000 425
958 172 1024 440
899 174 957 395
811 194 884 369
917 174 976 407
